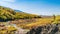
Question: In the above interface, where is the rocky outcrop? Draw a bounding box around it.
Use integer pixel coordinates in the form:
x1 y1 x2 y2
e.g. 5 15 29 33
26 24 60 34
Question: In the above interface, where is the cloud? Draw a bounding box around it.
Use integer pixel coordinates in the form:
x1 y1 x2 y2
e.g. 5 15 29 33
1 0 16 2
0 0 16 6
0 0 16 9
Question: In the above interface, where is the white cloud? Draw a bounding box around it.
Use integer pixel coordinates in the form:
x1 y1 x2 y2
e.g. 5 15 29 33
0 0 16 2
0 0 16 9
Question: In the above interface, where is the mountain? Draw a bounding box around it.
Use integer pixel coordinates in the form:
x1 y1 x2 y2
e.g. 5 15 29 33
15 10 22 12
0 6 41 22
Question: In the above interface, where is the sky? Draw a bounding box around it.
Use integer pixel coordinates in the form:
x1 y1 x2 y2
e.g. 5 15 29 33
0 0 60 15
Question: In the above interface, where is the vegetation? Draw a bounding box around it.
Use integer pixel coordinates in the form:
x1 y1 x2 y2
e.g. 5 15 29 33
0 6 60 34
0 6 41 22
0 23 17 34
19 15 60 29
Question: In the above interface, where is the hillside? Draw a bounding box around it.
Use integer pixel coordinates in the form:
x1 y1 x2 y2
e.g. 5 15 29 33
0 6 41 22
0 6 60 34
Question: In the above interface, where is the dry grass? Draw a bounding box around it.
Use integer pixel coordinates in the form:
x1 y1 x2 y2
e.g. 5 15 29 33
23 18 54 29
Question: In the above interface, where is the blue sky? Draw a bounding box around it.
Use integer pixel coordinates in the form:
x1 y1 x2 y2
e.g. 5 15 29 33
0 0 60 15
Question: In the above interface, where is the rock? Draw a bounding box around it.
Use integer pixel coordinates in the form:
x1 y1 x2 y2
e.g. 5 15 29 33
26 24 60 34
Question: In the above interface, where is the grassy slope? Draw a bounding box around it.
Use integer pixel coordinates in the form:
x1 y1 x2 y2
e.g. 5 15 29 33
0 6 60 29
0 6 41 21
22 16 60 29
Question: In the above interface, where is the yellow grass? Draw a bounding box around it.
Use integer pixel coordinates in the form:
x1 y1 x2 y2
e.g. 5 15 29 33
24 18 54 29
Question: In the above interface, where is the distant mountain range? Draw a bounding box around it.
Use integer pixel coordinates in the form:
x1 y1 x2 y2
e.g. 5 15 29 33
0 6 41 22
14 10 22 12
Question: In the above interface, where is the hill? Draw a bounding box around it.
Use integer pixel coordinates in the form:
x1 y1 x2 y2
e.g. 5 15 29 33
0 6 41 22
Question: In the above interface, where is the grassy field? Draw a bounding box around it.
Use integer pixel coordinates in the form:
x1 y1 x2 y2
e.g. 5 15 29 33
20 16 60 29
